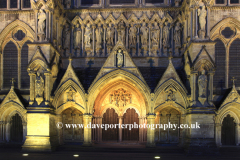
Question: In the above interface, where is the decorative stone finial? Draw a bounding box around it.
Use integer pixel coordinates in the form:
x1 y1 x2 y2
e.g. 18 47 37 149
10 78 16 87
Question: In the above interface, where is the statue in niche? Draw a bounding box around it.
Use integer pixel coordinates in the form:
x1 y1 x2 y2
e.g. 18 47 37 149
74 23 82 50
117 20 125 43
84 23 92 48
174 22 182 48
67 88 75 101
198 5 207 31
65 0 71 9
166 89 176 101
151 22 160 46
37 9 46 41
106 23 115 46
140 22 149 47
35 71 44 99
95 23 103 47
129 23 137 47
163 21 170 48
63 24 71 49
198 69 208 98
117 49 123 68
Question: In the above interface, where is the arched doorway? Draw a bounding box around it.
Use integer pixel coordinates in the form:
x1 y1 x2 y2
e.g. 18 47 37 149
102 108 118 141
62 108 84 143
155 107 181 143
10 113 23 143
123 108 139 141
221 115 236 145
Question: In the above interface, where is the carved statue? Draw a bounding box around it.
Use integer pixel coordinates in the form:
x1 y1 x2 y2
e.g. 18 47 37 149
37 9 46 41
84 23 92 48
74 23 82 49
117 20 125 43
95 23 103 47
67 89 75 101
106 23 115 46
38 9 46 34
117 49 123 68
140 22 149 46
198 70 208 98
63 24 71 49
151 22 160 46
166 89 175 101
163 22 170 48
65 0 71 9
174 22 181 48
35 71 44 99
129 23 137 47
198 5 207 31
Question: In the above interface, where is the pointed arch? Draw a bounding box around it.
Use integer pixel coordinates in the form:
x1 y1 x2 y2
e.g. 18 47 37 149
53 79 86 111
154 79 188 111
0 19 34 50
88 69 151 115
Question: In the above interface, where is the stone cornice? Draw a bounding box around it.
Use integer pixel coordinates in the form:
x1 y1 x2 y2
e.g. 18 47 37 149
211 5 240 10
65 7 181 13
0 10 34 14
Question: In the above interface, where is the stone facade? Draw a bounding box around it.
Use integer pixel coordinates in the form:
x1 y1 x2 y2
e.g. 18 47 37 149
0 0 239 153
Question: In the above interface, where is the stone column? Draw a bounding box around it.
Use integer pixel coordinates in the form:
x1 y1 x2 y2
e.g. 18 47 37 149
81 25 85 56
35 10 38 41
93 25 96 56
208 71 214 105
190 71 198 106
195 8 198 39
118 116 123 142
148 25 151 56
225 46 230 88
180 114 186 146
83 114 92 146
177 114 181 142
71 25 74 55
22 122 27 142
206 6 210 39
137 24 140 56
215 123 222 146
159 23 163 56
29 71 36 105
146 114 156 147
56 114 63 145
103 24 107 57
44 70 51 105
236 123 240 146
115 24 117 44
0 121 2 142
126 24 129 49
166 114 171 142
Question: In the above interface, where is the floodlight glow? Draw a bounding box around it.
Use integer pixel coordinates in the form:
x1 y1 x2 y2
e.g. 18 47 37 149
154 156 160 159
73 154 79 157
22 154 29 156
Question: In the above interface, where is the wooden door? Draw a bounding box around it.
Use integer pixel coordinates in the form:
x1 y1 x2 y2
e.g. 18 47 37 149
222 115 236 145
10 113 23 143
102 108 118 141
123 108 139 141
62 108 83 142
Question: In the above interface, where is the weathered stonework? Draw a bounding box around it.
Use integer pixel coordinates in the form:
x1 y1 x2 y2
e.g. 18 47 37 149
0 0 239 155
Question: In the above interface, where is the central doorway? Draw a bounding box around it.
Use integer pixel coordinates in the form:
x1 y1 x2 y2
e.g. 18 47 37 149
102 108 118 141
123 108 139 141
221 115 236 145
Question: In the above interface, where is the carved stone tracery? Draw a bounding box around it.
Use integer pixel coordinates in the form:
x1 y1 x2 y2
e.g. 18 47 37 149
109 88 132 107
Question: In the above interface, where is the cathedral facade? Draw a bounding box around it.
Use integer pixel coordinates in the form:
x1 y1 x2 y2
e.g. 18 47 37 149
0 0 240 153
